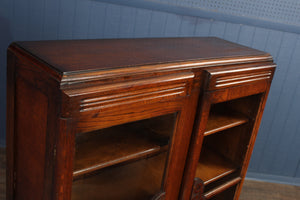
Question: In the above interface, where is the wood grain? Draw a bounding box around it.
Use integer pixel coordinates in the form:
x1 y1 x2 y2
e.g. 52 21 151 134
72 152 168 200
14 77 48 200
0 148 5 200
15 38 271 74
2 149 300 200
73 117 172 179
204 177 241 199
205 65 275 91
195 147 238 185
180 66 274 200
204 107 248 136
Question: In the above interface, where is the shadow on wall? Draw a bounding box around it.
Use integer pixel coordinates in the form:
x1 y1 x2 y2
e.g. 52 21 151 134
0 15 13 147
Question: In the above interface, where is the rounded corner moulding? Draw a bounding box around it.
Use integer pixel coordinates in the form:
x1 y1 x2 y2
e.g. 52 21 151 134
59 55 273 86
9 43 63 81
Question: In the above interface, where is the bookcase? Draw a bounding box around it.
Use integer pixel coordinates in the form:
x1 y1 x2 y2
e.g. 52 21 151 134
6 37 275 200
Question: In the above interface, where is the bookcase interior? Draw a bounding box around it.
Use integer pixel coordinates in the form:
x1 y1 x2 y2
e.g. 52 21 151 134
195 94 263 198
71 113 177 199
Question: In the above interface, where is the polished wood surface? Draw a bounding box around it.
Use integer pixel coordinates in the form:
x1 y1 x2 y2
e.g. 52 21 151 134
69 72 194 133
6 37 275 200
73 116 172 179
14 78 48 200
15 37 270 74
205 65 275 91
72 152 167 200
204 177 241 199
204 107 248 136
195 147 237 185
3 148 300 200
0 148 5 200
180 67 274 200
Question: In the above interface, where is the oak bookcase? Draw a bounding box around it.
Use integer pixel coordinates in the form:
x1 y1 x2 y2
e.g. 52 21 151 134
6 37 275 200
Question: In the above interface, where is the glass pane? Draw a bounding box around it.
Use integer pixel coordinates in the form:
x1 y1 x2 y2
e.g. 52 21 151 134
71 113 177 200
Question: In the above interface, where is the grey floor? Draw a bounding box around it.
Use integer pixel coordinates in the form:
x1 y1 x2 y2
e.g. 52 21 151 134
240 179 300 200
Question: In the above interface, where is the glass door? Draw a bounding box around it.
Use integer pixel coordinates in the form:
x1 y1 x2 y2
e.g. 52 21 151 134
71 113 178 200
191 94 263 199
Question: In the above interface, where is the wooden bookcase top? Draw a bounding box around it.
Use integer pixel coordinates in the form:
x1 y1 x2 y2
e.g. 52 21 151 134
11 37 271 77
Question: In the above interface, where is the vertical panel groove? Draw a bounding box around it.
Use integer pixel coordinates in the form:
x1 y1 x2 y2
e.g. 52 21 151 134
235 25 242 43
162 13 168 36
132 8 138 36
56 0 62 39
147 10 153 37
71 0 78 39
86 1 93 39
274 32 284 59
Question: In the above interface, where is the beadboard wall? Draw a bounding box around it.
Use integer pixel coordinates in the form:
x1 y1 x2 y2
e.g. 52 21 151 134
0 0 299 185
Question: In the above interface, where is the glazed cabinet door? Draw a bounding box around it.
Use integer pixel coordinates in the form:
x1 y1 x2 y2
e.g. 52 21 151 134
55 72 200 200
72 113 176 200
180 65 275 200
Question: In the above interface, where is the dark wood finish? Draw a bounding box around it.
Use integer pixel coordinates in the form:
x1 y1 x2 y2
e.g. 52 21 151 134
191 178 206 200
16 38 270 74
6 37 275 200
3 149 300 200
6 49 16 200
204 177 241 199
233 93 272 200
7 45 63 200
204 107 248 136
205 65 275 91
1 148 7 200
180 58 275 199
14 78 48 200
195 147 237 185
73 118 172 179
72 152 168 200
179 94 212 200
70 72 194 133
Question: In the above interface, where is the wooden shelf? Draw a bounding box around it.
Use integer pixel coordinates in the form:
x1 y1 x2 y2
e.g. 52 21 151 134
72 152 167 200
195 147 238 185
204 177 241 199
204 109 248 136
73 126 169 179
